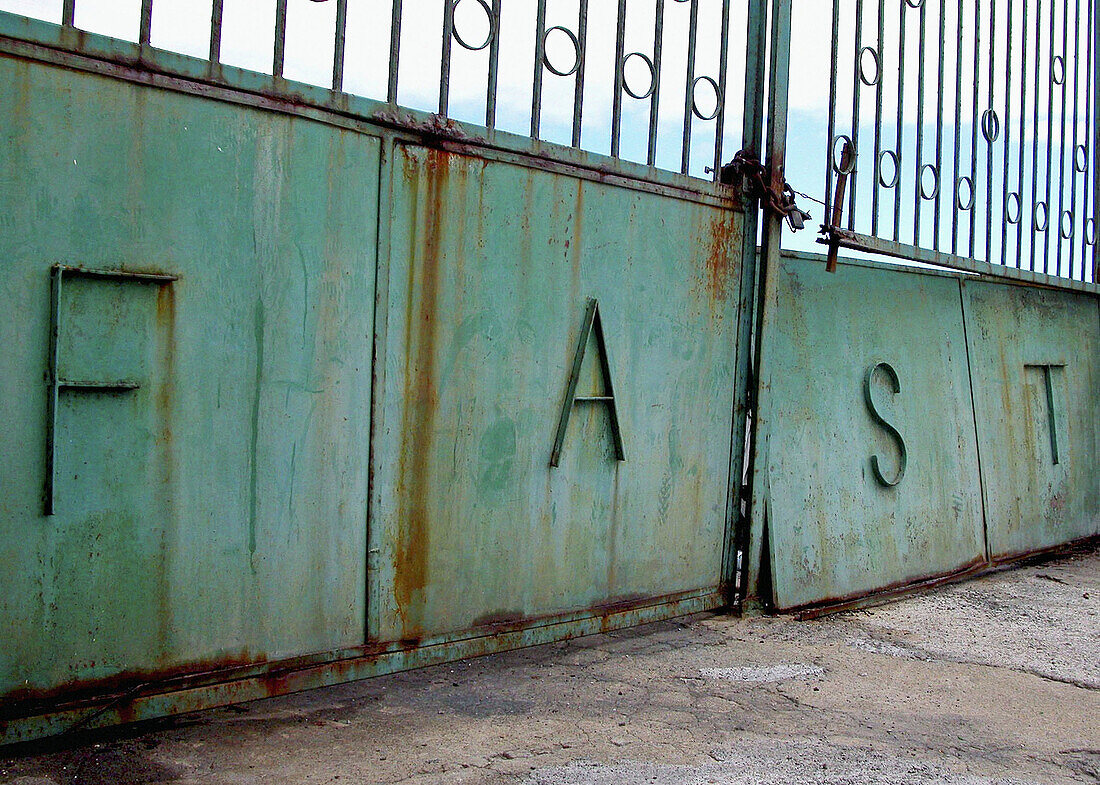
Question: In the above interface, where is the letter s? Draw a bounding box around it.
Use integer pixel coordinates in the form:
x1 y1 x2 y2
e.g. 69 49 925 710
864 362 907 487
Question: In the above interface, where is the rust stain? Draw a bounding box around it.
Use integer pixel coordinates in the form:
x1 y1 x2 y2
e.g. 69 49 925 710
0 650 263 721
703 211 739 304
154 282 177 666
154 284 176 445
394 147 468 639
471 609 526 628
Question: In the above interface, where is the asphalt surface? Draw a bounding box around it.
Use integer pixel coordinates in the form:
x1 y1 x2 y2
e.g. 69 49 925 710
2 542 1097 784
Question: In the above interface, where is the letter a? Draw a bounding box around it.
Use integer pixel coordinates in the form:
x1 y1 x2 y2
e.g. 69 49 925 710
550 298 625 467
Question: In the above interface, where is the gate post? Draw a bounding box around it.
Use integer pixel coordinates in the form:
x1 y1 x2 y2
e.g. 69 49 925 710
724 0 770 607
735 0 793 613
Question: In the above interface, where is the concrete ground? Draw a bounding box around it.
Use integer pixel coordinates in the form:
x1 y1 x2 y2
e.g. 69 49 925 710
2 543 1098 785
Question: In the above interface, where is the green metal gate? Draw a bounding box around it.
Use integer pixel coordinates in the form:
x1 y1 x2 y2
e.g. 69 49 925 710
742 0 1100 612
0 0 1096 744
0 0 772 742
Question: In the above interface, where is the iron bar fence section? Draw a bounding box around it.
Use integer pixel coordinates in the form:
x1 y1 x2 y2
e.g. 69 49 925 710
824 0 1099 285
28 0 753 183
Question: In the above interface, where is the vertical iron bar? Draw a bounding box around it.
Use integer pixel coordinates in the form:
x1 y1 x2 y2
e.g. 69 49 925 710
571 0 589 148
1000 0 1014 266
333 0 348 92
485 0 501 129
1056 0 1070 274
826 0 840 227
1068 0 1082 279
984 0 997 261
387 0 403 103
273 0 288 78
969 0 981 257
711 0 732 180
208 0 224 66
951 0 963 253
1043 0 1057 272
1083 0 1094 274
648 0 666 167
439 0 454 115
1086 0 1095 279
1016 0 1028 267
847 0 863 230
913 1 926 245
872 0 885 236
531 0 548 138
933 0 946 250
1029 2 1042 271
610 0 627 158
844 0 862 230
895 0 907 242
681 0 700 174
61 0 74 27
139 0 153 47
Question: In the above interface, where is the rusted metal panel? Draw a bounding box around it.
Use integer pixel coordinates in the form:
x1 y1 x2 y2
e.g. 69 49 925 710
0 56 376 701
754 254 986 611
371 144 743 643
961 280 1100 558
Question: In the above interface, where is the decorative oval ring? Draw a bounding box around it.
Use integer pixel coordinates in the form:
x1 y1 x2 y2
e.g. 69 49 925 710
1060 210 1074 239
981 108 1000 143
691 75 722 121
451 0 496 52
1075 144 1089 172
878 150 899 188
858 46 880 86
542 25 580 77
1086 218 1097 245
1033 201 1049 232
832 134 856 175
919 163 939 200
621 52 657 100
956 176 974 210
1005 192 1022 224
905 0 924 7
1052 56 1066 85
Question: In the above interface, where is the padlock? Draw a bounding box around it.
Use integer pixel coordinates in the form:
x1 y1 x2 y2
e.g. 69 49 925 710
786 207 812 232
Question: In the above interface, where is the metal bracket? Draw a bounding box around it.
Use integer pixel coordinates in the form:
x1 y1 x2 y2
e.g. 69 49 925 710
822 138 855 273
45 264 179 515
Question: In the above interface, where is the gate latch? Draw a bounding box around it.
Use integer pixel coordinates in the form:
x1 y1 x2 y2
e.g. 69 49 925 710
722 150 812 232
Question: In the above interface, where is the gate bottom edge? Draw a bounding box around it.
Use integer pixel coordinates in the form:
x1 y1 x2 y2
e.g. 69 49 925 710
785 533 1099 620
0 589 726 747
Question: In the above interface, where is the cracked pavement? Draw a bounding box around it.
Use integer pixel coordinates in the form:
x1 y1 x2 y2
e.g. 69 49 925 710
2 542 1097 784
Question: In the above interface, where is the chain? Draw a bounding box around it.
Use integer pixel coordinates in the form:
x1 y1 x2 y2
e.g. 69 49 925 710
727 150 814 231
787 187 829 209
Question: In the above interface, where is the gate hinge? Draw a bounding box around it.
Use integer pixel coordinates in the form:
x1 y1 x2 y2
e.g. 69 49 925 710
724 150 812 232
